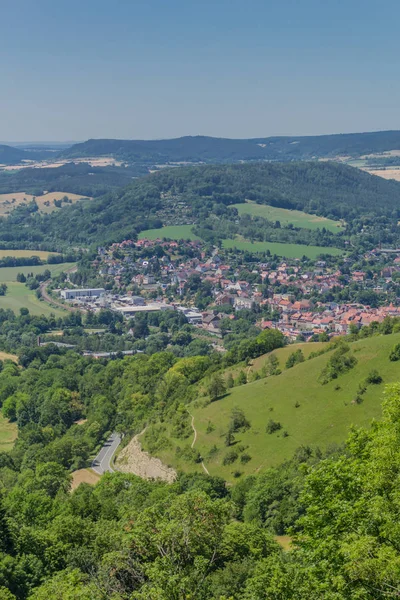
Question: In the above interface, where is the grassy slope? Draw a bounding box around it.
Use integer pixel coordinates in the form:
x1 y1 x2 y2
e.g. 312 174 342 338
0 415 17 452
139 225 201 241
0 262 75 317
0 250 58 260
145 334 400 481
222 238 343 259
232 201 344 232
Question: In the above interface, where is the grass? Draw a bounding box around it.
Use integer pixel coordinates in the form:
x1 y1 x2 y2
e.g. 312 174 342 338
0 250 59 260
0 415 17 452
139 225 201 241
0 262 75 317
0 351 18 362
143 334 400 482
0 262 75 283
232 201 344 232
0 191 90 216
222 237 343 259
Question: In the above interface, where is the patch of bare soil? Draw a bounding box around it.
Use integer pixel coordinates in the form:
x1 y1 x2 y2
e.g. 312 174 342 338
70 468 100 491
116 432 177 482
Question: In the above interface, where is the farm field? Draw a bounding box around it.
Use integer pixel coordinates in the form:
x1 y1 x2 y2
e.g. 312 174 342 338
0 415 17 453
0 262 75 317
0 249 58 260
0 262 75 283
363 168 400 182
231 201 343 232
0 282 67 317
139 225 201 241
143 333 400 482
0 191 90 216
222 237 343 258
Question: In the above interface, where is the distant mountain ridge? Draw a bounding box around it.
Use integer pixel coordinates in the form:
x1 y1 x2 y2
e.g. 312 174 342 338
60 131 400 163
0 144 55 165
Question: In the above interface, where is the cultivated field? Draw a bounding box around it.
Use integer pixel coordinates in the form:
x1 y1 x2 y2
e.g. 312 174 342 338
0 249 58 260
70 469 101 491
139 225 200 241
222 237 343 259
363 168 400 182
0 191 90 216
144 334 400 481
232 201 343 232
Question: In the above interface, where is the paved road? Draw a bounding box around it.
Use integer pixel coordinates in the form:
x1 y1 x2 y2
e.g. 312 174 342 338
91 432 121 475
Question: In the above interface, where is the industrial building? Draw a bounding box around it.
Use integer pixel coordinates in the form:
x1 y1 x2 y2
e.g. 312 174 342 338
60 288 105 300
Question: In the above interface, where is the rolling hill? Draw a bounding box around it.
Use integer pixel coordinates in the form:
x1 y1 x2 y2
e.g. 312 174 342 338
0 144 53 165
1 160 400 246
141 334 400 482
60 130 400 163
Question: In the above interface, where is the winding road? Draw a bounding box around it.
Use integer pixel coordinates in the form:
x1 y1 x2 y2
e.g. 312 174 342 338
91 432 121 475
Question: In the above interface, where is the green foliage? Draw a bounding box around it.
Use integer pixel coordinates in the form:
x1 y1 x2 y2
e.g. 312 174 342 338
285 349 305 369
389 342 400 361
319 342 357 384
366 369 383 384
266 420 282 434
207 373 227 401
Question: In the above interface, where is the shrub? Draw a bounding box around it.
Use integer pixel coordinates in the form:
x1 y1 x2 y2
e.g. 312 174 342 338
240 453 252 464
235 371 247 386
175 445 202 463
206 420 215 434
266 419 282 434
366 369 383 384
319 343 357 385
282 431 289 438
223 449 239 465
285 349 305 369
207 374 226 401
389 342 400 361
230 407 251 433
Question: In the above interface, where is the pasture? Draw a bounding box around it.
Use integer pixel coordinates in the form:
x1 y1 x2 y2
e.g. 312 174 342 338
0 249 57 260
222 237 343 258
232 201 343 232
139 225 201 241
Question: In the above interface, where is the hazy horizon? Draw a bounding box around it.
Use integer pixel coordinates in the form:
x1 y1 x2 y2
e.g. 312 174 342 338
2 0 400 141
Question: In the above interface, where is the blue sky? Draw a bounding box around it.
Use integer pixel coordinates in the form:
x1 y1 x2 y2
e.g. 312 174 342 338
1 0 400 141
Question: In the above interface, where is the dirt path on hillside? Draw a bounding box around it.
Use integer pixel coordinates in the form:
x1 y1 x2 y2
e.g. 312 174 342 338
115 430 177 482
189 413 210 475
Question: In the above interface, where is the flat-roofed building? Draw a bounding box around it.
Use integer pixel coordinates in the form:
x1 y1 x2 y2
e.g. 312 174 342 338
61 288 105 300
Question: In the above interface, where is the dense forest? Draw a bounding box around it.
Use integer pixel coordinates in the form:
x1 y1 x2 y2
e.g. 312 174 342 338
60 130 400 162
1 161 399 247
0 163 149 198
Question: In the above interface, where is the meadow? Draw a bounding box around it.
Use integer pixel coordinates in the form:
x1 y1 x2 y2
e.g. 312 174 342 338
232 201 343 232
144 334 400 481
222 237 343 258
0 262 75 317
0 415 17 452
138 225 200 241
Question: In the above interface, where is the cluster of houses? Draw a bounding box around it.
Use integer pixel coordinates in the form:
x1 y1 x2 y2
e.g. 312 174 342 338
63 238 400 341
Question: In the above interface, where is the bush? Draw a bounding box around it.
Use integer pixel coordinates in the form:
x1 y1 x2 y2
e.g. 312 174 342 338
207 374 227 401
285 349 305 369
366 369 382 384
240 452 252 464
175 445 202 463
389 342 400 361
230 407 250 433
223 449 239 465
266 419 282 434
319 343 357 384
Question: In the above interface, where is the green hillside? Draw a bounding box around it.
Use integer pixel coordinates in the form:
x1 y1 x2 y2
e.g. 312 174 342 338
143 334 400 482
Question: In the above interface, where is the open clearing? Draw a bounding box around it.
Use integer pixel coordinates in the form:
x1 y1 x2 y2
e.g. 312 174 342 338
363 168 400 182
0 415 17 453
0 249 58 260
144 333 400 482
0 191 90 216
0 262 75 317
232 201 343 232
222 237 343 259
70 468 101 491
139 225 201 241
0 351 18 362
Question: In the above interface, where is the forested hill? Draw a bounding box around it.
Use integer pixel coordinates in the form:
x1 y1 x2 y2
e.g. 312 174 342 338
2 161 400 246
60 130 400 162
0 144 53 165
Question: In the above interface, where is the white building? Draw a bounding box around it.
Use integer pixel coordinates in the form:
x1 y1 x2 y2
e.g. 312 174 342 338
61 288 105 300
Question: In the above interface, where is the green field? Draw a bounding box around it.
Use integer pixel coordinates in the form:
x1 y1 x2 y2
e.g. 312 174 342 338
0 262 75 317
0 414 17 452
143 334 400 481
139 225 201 241
0 250 58 260
231 201 343 232
222 237 343 258
0 262 75 283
